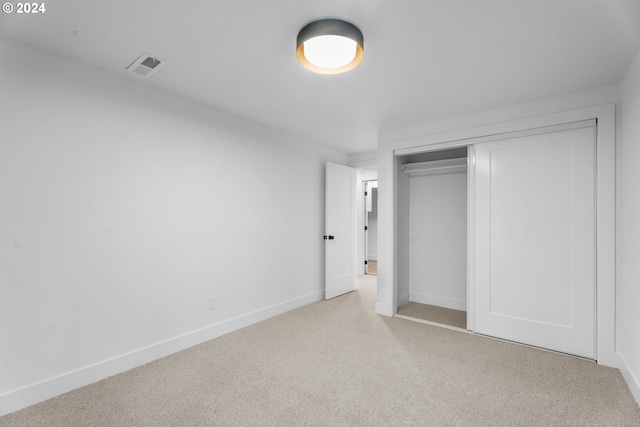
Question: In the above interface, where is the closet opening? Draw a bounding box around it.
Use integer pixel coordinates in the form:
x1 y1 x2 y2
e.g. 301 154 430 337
395 147 469 330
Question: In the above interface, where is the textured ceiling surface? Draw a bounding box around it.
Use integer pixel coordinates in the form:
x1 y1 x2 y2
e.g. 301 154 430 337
1 0 639 153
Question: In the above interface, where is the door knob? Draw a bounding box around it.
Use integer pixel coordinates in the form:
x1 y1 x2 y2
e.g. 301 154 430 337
324 235 335 240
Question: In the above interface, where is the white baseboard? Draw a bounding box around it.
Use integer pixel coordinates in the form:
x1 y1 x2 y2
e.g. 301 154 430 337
367 255 377 261
619 353 640 408
410 292 467 311
0 290 323 417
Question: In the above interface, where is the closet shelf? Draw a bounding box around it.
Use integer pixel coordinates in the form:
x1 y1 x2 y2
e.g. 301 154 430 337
402 158 467 177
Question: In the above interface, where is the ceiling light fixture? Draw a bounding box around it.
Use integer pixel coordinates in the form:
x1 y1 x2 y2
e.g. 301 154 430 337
296 19 364 74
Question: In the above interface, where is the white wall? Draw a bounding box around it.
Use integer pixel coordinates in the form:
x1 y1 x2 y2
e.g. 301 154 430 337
0 38 348 415
618 48 640 404
408 171 467 311
349 151 377 169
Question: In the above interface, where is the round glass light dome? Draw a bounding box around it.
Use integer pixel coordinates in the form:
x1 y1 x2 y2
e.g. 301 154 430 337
303 35 357 69
296 19 364 75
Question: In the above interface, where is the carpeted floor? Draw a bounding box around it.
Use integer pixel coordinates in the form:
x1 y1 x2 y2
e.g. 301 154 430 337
1 275 639 426
397 301 467 329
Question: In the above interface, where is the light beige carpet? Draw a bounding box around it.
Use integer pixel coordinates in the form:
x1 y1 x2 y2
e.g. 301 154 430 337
1 275 639 426
397 301 467 329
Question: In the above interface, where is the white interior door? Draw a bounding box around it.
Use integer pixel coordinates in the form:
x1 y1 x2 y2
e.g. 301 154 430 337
325 162 356 299
474 124 596 358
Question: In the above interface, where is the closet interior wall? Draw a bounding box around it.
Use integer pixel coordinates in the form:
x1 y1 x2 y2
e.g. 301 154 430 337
398 148 468 312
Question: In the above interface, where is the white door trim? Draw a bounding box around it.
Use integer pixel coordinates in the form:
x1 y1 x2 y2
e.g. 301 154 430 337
377 104 617 367
466 145 476 332
364 181 369 274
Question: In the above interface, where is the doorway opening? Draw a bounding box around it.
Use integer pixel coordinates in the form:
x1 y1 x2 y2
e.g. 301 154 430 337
364 180 378 276
395 147 468 330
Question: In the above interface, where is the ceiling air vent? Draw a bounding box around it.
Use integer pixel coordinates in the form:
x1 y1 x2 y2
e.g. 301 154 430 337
125 53 166 78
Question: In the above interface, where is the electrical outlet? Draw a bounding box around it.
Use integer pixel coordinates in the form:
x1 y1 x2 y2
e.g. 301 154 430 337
208 295 217 310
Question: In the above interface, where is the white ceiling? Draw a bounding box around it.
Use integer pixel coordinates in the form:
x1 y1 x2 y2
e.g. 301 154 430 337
1 0 639 153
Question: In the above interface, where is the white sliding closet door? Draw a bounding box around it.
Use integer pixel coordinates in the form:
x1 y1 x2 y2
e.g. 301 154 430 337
475 124 596 358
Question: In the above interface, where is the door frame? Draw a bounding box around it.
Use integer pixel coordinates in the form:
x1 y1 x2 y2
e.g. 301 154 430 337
364 180 370 274
377 104 617 367
355 168 379 277
363 180 378 275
